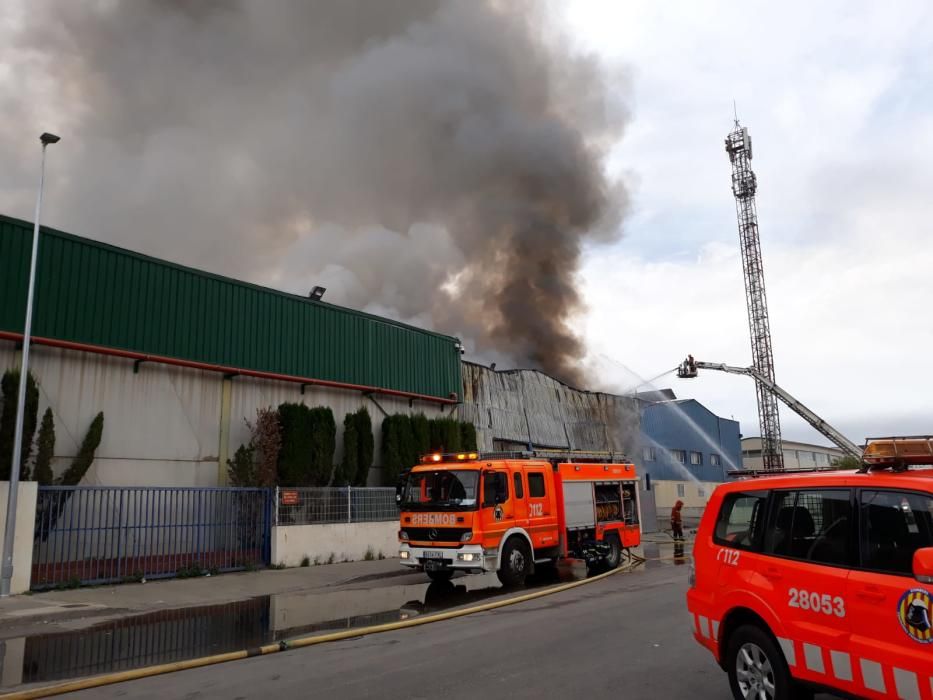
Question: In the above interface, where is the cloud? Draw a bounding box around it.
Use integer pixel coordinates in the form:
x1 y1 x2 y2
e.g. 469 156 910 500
564 0 933 443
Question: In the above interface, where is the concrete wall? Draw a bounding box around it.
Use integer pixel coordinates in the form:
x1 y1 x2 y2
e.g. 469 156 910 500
1 343 220 486
271 521 398 567
0 481 37 594
1 340 441 487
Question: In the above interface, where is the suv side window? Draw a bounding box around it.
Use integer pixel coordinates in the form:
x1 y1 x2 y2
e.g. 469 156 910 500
513 472 524 499
860 490 933 576
714 491 768 550
764 489 853 566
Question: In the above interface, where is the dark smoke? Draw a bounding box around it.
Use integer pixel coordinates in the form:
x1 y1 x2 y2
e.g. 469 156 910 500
0 0 628 386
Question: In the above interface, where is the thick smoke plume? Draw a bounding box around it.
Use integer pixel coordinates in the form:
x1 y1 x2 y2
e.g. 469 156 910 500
0 0 628 386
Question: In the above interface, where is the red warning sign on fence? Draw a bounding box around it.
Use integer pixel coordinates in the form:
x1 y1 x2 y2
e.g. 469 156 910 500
281 490 299 506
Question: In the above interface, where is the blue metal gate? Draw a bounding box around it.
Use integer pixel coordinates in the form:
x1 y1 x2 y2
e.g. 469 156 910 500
31 486 273 589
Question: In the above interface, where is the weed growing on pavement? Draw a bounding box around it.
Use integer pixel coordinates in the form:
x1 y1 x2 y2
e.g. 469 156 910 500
300 555 310 567
326 552 335 565
269 562 286 570
176 563 204 579
56 576 82 590
377 551 386 560
364 546 375 561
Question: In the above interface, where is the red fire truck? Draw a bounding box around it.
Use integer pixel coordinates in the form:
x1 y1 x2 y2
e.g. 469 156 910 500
396 451 642 586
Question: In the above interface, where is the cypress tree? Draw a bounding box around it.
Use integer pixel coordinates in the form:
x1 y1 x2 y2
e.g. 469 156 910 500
460 421 477 452
411 413 430 457
336 413 359 486
277 403 314 486
0 370 39 480
34 407 56 485
60 412 104 486
354 408 374 486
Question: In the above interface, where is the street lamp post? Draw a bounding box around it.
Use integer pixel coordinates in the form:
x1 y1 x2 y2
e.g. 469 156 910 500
1 132 60 597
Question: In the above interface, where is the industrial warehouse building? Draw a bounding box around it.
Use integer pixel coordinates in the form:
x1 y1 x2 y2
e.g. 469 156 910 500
741 437 845 470
1 214 740 527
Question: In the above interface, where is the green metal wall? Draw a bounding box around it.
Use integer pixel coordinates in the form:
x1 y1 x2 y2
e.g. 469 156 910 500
0 215 461 399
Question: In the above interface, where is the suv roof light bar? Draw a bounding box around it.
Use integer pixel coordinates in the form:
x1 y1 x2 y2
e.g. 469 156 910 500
727 465 853 479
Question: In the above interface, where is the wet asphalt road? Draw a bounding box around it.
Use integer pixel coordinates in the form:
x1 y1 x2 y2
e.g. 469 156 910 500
67 561 739 700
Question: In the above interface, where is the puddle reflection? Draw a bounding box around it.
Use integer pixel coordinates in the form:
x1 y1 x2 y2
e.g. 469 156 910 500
0 563 589 689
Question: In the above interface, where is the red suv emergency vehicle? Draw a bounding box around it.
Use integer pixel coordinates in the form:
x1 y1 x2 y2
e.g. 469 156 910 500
688 437 933 700
396 450 641 586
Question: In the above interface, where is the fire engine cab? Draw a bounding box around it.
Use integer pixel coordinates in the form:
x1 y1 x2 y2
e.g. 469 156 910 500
688 437 933 700
396 451 641 586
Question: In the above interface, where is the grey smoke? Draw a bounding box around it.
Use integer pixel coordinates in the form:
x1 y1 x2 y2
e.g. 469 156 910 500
0 0 628 387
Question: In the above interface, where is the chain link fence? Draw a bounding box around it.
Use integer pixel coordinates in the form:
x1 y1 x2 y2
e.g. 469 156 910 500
275 487 397 526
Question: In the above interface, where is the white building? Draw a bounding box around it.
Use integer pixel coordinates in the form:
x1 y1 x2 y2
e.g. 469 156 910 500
741 437 846 470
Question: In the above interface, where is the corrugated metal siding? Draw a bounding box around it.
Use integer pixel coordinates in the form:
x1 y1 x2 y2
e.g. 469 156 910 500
0 215 461 398
458 363 641 456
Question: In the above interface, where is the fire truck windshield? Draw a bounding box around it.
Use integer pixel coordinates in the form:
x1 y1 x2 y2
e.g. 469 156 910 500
400 470 480 510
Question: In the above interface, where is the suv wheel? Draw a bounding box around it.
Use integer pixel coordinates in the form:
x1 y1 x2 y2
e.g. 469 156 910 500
726 625 792 700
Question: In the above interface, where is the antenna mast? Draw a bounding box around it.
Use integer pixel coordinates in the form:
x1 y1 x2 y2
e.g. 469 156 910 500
725 120 784 470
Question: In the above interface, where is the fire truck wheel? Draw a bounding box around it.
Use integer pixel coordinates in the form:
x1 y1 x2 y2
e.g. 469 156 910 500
725 625 793 700
426 569 454 582
497 537 530 587
605 534 622 569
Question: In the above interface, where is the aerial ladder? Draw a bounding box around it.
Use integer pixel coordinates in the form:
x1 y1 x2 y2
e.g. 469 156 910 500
676 356 862 461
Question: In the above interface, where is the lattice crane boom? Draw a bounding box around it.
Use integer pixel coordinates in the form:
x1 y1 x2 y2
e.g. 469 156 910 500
725 121 784 470
677 358 861 459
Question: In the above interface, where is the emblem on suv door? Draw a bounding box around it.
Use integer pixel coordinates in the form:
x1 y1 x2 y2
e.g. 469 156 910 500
898 588 933 643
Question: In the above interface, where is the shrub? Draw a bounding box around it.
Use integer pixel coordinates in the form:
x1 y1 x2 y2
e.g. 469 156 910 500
252 407 281 487
411 413 430 457
228 407 281 487
277 402 314 486
308 406 336 486
334 412 358 486
0 369 39 480
397 415 417 472
460 422 477 452
33 408 56 485
428 417 445 453
300 555 310 567
59 412 103 486
227 443 257 487
443 418 462 453
355 408 374 486
381 415 403 483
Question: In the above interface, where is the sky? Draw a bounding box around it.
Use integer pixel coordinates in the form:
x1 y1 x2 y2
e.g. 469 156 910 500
2 1 932 448
561 0 933 445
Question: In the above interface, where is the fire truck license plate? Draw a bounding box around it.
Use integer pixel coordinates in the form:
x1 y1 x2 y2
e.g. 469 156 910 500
422 550 443 559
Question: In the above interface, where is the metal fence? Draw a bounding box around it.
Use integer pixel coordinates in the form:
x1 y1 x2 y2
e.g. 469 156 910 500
32 486 273 590
276 487 397 526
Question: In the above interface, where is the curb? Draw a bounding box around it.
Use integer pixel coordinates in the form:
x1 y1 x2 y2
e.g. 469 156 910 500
0 559 642 699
